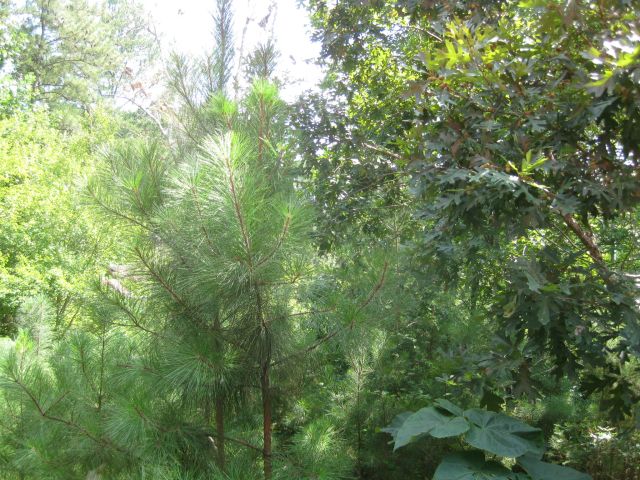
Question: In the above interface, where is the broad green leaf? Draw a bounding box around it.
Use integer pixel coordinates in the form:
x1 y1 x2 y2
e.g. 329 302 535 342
463 409 543 458
538 299 550 326
523 150 532 171
392 407 470 449
525 271 544 293
433 452 518 480
503 296 517 318
431 417 471 438
518 453 592 480
435 398 465 416
588 97 617 119
380 411 412 440
393 407 444 449
526 155 548 173
518 0 547 7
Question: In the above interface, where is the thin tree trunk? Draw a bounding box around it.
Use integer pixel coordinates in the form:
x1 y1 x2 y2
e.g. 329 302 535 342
97 323 106 411
216 397 225 471
226 127 273 479
355 378 362 476
256 286 272 480
214 312 226 471
261 361 272 480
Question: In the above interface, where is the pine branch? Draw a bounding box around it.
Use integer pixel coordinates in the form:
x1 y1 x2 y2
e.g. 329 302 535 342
114 94 168 138
256 215 290 268
134 246 188 307
44 391 69 416
189 184 217 253
88 186 150 231
271 262 389 367
118 363 158 376
77 341 99 399
134 247 216 330
110 300 160 336
257 270 305 286
224 148 253 264
350 261 389 327
284 308 336 318
9 376 128 454
216 434 262 452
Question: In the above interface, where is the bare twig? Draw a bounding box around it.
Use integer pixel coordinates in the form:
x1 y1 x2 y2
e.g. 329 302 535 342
115 94 168 138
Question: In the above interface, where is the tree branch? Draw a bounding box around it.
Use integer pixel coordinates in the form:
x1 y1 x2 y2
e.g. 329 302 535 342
10 377 128 454
559 213 604 264
88 186 150 231
271 262 389 367
256 215 291 268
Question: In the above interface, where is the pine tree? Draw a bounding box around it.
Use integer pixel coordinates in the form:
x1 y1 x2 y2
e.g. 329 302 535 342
85 66 317 477
88 52 388 479
166 0 238 156
0 3 388 477
7 0 156 110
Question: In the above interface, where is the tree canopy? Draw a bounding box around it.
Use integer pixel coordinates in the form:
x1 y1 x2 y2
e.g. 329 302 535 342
0 1 639 479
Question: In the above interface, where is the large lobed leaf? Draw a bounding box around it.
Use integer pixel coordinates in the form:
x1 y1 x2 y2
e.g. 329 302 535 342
385 406 470 450
463 409 543 458
384 402 591 479
433 452 526 480
517 453 592 480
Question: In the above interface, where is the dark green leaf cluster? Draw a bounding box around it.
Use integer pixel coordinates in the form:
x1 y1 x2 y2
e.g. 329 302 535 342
385 399 590 480
305 0 640 421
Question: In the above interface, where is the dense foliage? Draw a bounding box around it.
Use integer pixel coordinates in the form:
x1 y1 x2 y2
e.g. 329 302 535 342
0 0 639 479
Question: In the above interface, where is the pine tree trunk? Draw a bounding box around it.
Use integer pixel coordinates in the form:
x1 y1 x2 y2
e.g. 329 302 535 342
216 397 225 471
214 313 226 471
261 361 272 480
256 286 272 480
